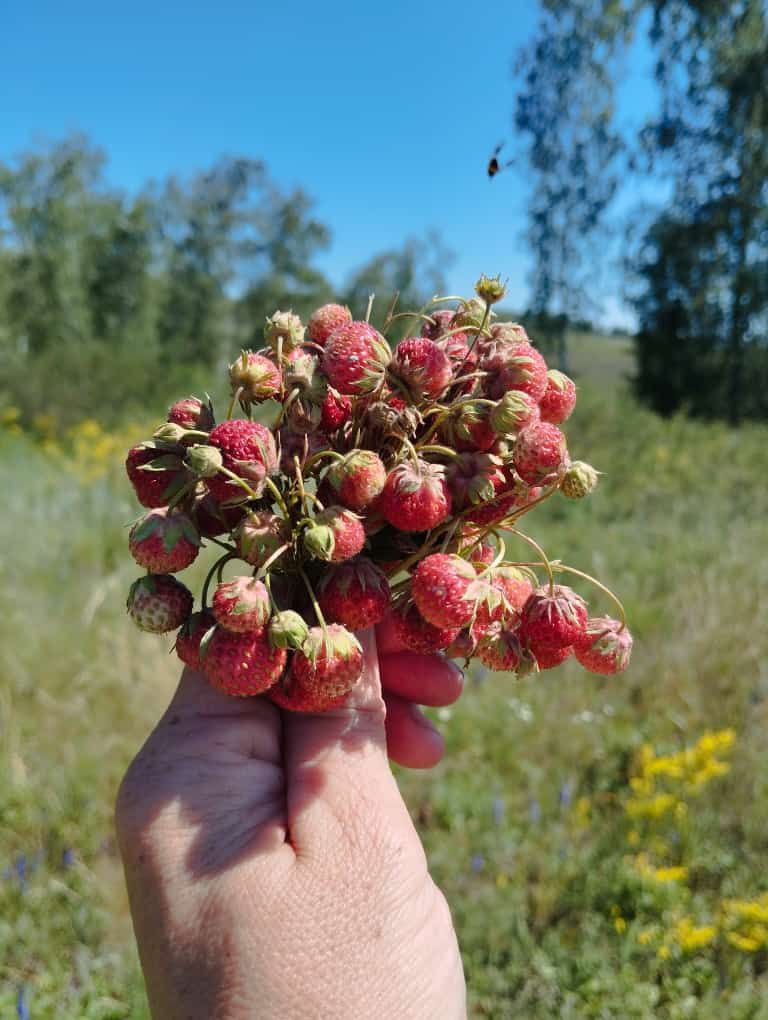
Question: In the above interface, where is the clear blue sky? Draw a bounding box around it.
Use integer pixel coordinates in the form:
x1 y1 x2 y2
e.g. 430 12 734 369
2 0 657 326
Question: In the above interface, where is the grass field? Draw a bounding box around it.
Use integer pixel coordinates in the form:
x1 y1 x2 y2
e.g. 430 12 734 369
2 333 768 1018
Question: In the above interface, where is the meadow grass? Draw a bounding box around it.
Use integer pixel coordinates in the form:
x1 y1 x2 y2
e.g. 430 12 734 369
2 336 768 1018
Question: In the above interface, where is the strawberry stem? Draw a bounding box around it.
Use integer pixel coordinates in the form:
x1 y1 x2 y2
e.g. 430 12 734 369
256 542 291 579
226 387 242 421
298 566 327 632
509 529 555 594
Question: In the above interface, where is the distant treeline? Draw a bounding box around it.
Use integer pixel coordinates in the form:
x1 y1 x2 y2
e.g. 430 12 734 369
0 136 452 425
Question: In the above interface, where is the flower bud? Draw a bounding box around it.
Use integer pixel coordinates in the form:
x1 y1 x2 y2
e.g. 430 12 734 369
474 274 507 305
185 444 224 478
561 461 600 500
264 310 305 353
153 422 188 443
302 523 335 561
269 610 310 650
452 297 487 330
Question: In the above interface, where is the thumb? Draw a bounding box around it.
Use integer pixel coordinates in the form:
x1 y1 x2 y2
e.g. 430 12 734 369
281 627 419 858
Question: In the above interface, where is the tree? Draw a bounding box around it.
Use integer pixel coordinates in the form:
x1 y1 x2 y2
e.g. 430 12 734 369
513 1 635 367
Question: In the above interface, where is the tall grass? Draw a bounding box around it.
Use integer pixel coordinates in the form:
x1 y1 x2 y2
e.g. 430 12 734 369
1 342 767 1017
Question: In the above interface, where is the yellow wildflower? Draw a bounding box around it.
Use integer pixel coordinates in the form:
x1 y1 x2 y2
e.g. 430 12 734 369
625 793 678 819
672 917 716 952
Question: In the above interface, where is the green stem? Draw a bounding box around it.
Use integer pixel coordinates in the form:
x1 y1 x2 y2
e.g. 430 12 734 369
226 387 242 420
548 562 627 630
256 542 291 579
263 476 291 520
201 552 236 607
298 566 327 631
303 448 346 473
509 529 554 594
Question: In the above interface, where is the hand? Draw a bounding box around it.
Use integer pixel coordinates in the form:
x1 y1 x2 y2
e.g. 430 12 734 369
115 619 467 1019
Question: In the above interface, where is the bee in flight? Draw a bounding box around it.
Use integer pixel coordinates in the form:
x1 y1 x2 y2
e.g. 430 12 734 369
487 142 513 179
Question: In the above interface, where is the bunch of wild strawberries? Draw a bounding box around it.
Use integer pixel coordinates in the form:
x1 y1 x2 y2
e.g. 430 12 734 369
124 274 633 712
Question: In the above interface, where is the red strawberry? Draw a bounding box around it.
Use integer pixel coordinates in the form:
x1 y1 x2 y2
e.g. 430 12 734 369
520 585 588 650
207 420 278 502
380 460 451 532
446 452 506 510
477 624 534 673
308 303 353 346
326 450 387 511
229 352 282 406
126 444 188 509
471 566 534 634
167 396 214 431
464 490 520 527
482 342 548 402
391 603 460 653
491 566 535 613
445 629 477 661
317 558 391 630
303 506 366 562
127 574 193 633
512 422 568 485
420 309 454 340
176 610 216 670
411 553 478 629
538 370 576 424
322 321 391 395
320 387 352 431
533 643 573 670
202 627 286 696
573 617 633 675
391 337 452 400
274 624 364 711
234 511 290 568
212 576 271 633
128 508 201 573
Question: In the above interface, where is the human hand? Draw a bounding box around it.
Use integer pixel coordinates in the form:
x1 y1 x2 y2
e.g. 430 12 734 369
115 619 467 1019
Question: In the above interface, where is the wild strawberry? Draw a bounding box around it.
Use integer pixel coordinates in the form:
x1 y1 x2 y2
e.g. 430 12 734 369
512 422 568 485
303 506 365 562
532 643 573 670
411 553 479 629
320 387 352 431
175 609 215 670
202 627 286 696
477 624 534 674
264 310 305 353
489 391 540 435
325 450 386 511
167 396 214 431
446 452 506 510
539 370 577 424
212 576 271 633
317 557 391 630
482 342 548 402
490 322 529 345
561 461 600 500
127 574 193 633
491 566 535 613
520 585 588 650
380 460 451 532
279 624 364 710
207 420 278 502
128 508 200 573
234 511 290 568
391 602 460 653
391 337 452 400
574 617 633 675
308 303 352 346
126 444 188 509
421 309 454 340
322 321 391 395
440 400 496 452
191 492 247 538
229 351 282 406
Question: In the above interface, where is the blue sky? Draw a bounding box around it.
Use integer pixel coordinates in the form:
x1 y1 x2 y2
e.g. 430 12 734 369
2 1 658 326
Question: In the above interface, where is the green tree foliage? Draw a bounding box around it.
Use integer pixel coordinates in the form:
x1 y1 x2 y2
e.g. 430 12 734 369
633 0 768 422
513 0 768 422
0 135 451 425
513 1 636 366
